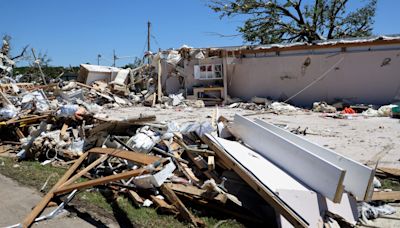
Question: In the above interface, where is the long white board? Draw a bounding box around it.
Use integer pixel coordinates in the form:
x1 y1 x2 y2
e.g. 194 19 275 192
232 114 346 203
254 118 374 200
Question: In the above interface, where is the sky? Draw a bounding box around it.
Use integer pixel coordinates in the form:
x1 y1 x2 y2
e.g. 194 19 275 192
2 0 400 67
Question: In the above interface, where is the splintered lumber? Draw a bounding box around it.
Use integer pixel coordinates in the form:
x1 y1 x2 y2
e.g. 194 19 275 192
60 123 68 138
232 114 345 203
186 151 221 182
4 114 49 125
22 153 88 227
150 195 178 214
372 191 400 201
90 114 156 134
15 128 25 139
160 184 205 227
207 156 215 171
166 183 227 203
378 167 400 177
127 190 144 206
254 118 374 201
202 134 308 228
59 155 108 188
88 147 159 165
54 168 149 195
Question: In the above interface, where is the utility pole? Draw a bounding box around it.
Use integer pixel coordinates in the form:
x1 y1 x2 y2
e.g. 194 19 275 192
97 54 101 65
147 21 151 64
113 49 116 67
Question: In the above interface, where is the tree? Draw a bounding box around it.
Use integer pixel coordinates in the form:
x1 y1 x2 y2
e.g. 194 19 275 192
209 0 377 44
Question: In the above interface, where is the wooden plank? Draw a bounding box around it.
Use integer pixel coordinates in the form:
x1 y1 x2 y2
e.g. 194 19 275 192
166 183 227 204
254 118 374 201
60 155 108 188
60 123 68 138
5 114 49 125
372 191 400 201
201 134 308 228
150 195 178 214
54 168 149 195
160 185 204 227
179 162 200 183
232 114 345 203
15 128 25 139
127 190 144 206
378 167 400 177
88 147 159 165
207 156 215 171
22 153 88 227
186 151 221 182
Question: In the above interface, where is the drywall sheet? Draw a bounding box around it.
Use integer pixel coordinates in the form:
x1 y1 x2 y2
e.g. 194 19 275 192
254 118 374 200
232 114 345 203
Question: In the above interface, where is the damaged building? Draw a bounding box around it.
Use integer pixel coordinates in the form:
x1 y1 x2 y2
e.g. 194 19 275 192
158 35 400 106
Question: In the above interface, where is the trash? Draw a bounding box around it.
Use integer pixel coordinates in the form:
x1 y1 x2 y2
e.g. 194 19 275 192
169 93 185 106
358 202 396 220
341 107 356 114
126 126 160 153
268 102 298 112
0 105 17 120
378 104 398 117
312 101 337 113
362 108 380 117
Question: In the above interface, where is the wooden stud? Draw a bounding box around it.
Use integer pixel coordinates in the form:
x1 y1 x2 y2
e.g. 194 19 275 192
207 156 215 171
60 155 108 188
127 190 144 206
22 153 88 227
54 168 149 195
150 195 178 214
160 184 204 227
372 191 400 201
88 147 159 165
60 123 68 138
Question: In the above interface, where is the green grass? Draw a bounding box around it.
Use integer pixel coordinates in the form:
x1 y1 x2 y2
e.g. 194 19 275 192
0 157 244 227
379 178 400 191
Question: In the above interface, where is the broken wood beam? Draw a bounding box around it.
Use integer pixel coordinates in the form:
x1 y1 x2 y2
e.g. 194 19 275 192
208 156 215 171
166 183 227 204
54 167 149 195
150 195 178 214
22 153 88 227
372 191 400 201
87 147 159 165
160 184 204 227
127 190 144 206
60 155 108 188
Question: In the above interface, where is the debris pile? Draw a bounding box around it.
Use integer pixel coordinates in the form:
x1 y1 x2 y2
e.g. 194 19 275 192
2 104 396 227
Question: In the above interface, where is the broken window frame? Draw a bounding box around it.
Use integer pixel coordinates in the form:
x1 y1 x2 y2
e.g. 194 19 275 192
194 64 223 80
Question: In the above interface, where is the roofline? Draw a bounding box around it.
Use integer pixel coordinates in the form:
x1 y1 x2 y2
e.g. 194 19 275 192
183 35 400 55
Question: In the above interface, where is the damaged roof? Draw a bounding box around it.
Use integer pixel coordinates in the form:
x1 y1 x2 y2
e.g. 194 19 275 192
80 64 120 73
183 34 400 53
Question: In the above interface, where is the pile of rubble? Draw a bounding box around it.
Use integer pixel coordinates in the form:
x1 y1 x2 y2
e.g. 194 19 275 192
2 100 397 227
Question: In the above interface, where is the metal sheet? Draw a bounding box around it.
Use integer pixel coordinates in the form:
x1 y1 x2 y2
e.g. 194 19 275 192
232 114 345 203
254 118 374 200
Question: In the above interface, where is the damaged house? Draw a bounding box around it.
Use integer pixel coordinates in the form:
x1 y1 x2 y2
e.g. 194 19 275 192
159 35 400 106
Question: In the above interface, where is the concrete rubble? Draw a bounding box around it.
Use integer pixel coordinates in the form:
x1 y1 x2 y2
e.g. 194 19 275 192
1 38 400 228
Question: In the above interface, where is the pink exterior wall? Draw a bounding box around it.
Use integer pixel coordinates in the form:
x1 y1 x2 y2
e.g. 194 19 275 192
226 44 400 106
